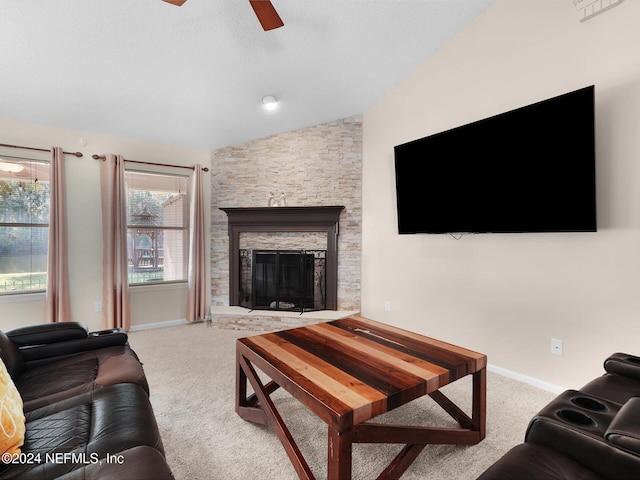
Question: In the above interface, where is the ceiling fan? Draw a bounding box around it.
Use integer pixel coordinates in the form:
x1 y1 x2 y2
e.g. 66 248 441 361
162 0 284 31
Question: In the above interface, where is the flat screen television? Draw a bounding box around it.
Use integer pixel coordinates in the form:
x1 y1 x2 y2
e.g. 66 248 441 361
394 85 597 234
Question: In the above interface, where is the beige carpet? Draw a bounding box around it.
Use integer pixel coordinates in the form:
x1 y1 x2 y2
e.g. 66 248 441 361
128 323 556 480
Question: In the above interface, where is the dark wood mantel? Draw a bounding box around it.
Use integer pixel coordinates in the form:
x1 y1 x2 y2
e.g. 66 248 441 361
220 206 345 310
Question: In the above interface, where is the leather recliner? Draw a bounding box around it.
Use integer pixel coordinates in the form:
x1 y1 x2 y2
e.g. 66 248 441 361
0 322 173 480
478 353 640 480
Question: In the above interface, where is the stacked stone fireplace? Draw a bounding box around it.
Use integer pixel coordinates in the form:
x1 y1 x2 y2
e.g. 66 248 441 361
220 206 344 312
211 116 362 321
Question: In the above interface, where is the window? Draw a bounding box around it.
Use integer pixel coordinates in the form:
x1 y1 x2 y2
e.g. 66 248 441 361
125 170 189 285
0 158 50 294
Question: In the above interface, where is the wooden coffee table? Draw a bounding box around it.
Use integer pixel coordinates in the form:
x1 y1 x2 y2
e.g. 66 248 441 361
236 315 487 480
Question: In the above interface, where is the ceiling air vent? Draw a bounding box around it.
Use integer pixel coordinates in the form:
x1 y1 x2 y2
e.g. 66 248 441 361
573 0 624 22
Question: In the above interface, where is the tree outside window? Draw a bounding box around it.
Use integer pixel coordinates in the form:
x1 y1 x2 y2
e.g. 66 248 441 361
0 159 50 294
125 170 189 285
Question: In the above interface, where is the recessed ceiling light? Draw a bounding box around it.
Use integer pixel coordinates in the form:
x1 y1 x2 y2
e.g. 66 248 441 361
262 95 278 111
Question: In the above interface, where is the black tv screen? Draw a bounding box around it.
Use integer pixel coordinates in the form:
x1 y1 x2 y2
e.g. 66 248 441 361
394 85 596 234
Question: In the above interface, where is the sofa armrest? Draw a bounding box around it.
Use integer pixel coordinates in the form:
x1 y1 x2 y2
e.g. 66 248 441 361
7 322 88 347
604 353 640 382
16 328 129 363
605 397 640 455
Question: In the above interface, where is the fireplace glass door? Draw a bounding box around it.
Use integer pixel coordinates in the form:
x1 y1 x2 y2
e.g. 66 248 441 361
241 249 326 312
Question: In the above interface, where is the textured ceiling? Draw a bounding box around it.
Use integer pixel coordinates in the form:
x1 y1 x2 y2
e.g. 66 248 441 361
0 0 492 150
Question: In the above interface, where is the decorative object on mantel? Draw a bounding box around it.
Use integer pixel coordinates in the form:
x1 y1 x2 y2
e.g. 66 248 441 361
268 191 286 207
573 0 623 22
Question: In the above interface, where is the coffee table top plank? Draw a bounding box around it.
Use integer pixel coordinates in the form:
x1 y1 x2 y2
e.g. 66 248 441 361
237 315 487 432
302 323 449 401
339 316 487 374
277 327 430 396
239 334 388 428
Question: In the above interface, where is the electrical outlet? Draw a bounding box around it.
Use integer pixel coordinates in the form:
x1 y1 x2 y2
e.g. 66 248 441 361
551 338 563 356
94 301 103 313
384 301 391 312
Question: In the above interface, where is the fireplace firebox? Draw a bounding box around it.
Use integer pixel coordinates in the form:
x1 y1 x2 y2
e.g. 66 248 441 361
239 249 326 312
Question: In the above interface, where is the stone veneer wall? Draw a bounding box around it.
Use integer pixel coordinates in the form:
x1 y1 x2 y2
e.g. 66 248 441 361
211 115 362 311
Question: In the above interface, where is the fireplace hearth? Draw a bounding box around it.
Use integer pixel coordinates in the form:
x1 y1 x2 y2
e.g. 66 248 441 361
220 206 344 311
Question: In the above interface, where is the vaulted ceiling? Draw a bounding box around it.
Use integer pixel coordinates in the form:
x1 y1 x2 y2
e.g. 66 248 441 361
0 0 492 150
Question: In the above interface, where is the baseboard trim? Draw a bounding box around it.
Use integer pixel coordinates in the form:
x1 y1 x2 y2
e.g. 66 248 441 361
129 318 189 332
488 363 567 395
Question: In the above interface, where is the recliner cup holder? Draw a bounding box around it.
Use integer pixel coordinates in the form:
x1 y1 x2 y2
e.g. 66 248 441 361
572 396 607 411
557 409 596 427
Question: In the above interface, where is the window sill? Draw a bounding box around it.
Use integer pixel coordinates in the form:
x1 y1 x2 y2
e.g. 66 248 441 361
129 282 188 294
0 292 46 304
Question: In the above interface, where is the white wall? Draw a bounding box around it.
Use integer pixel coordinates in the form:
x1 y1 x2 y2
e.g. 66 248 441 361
362 0 640 389
0 119 210 331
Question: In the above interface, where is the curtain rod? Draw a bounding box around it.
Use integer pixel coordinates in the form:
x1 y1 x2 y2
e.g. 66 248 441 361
92 154 209 172
0 143 83 157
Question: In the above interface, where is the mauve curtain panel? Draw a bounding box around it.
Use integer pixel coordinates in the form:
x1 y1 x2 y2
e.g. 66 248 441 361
45 146 71 322
187 164 207 322
99 154 130 331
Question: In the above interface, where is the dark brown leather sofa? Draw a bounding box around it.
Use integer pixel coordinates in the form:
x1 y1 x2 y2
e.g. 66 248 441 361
478 353 640 480
0 322 173 480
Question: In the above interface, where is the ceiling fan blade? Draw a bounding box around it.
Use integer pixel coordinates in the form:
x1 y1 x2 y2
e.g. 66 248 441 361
162 0 187 6
249 0 284 31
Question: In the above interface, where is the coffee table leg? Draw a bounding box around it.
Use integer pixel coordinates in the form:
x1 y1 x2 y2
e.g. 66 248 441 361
237 352 316 480
328 428 352 480
472 367 487 440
